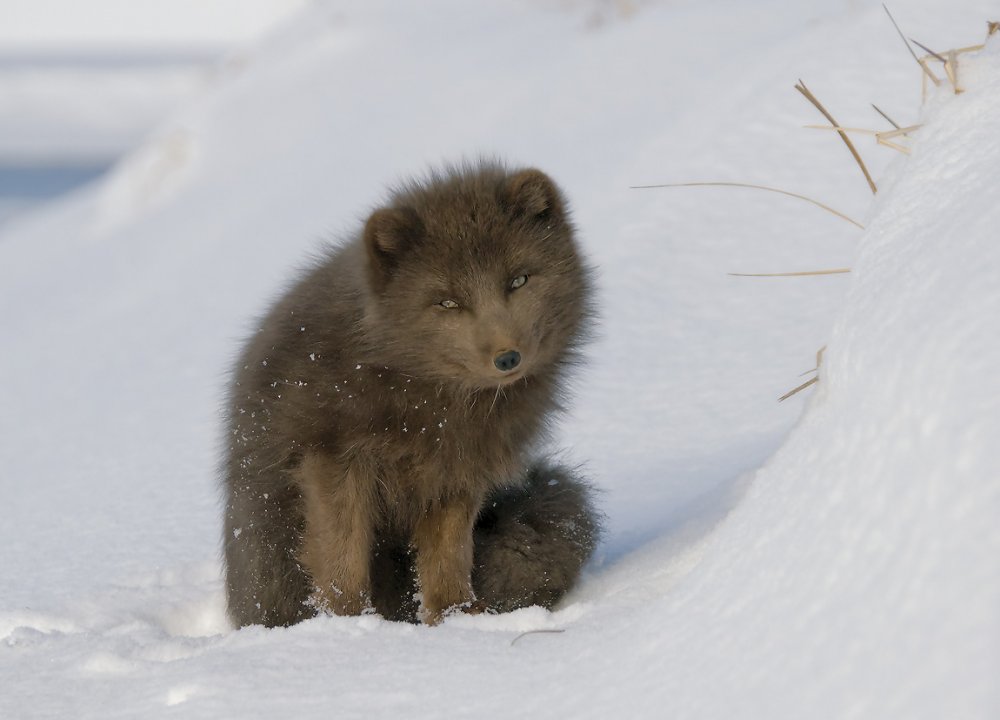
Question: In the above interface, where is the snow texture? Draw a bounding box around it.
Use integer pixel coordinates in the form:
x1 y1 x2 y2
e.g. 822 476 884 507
0 0 307 160
1 1 998 717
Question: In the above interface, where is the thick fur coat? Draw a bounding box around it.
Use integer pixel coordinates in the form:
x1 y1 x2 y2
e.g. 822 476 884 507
222 162 600 626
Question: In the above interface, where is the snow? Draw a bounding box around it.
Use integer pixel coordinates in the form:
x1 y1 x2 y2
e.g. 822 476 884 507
0 0 309 50
2 1 998 717
0 0 308 159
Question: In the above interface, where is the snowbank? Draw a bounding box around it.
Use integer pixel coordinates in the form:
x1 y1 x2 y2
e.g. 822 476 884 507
626 38 1000 716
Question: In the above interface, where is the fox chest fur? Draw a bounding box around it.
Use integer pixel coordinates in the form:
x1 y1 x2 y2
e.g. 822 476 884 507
231 342 551 528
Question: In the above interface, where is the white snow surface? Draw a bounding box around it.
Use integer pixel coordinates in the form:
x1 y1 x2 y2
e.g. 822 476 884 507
2 2 998 717
0 0 308 161
0 0 308 50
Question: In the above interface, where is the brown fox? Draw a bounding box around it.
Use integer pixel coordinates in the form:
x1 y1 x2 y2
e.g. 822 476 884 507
222 161 601 626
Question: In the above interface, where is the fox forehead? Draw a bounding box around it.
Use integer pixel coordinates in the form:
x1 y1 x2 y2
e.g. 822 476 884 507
410 251 523 301
417 238 550 296
371 163 578 299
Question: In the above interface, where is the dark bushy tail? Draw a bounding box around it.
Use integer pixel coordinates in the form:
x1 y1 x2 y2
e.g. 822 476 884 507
472 462 602 613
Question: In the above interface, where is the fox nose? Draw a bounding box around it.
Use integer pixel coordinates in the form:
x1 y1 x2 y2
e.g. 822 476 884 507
493 350 521 373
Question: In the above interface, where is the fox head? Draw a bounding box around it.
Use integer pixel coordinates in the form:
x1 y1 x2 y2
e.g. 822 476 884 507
360 163 592 390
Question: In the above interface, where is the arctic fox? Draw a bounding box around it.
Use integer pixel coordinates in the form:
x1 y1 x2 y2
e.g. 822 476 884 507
222 162 600 626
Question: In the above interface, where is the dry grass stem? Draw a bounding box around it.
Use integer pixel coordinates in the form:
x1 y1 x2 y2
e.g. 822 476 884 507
804 123 920 139
779 376 819 402
989 21 999 36
913 40 984 96
798 346 828 375
630 181 865 230
884 4 942 89
919 58 940 101
871 104 902 130
781 347 826 400
883 4 941 88
804 123 921 155
729 269 851 278
814 346 826 370
795 79 878 194
804 124 878 135
909 37 975 94
878 125 921 140
910 37 947 63
948 50 962 93
910 37 959 93
878 138 911 155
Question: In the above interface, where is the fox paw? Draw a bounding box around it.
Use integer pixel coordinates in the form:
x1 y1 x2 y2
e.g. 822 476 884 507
420 598 488 625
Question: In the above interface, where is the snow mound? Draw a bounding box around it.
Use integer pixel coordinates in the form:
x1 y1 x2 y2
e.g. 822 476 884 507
638 37 1000 716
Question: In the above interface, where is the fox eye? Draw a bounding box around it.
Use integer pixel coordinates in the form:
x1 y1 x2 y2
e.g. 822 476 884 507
509 274 528 290
438 299 460 309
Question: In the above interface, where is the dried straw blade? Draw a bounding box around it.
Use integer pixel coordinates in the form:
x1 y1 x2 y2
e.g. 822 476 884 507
804 123 920 140
804 124 879 136
868 111 916 153
804 123 919 154
948 49 963 93
779 376 819 402
812 346 826 371
883 4 941 86
629 181 865 230
795 79 878 195
878 124 921 140
783 347 827 398
871 104 901 130
798 346 827 376
909 37 964 94
729 269 851 277
877 137 911 155
910 37 947 63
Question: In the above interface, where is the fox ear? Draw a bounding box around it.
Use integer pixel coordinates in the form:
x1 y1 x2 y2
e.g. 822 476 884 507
364 206 424 290
503 169 565 224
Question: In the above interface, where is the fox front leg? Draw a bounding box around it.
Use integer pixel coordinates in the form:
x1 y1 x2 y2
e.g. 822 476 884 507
413 494 485 624
294 452 375 615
